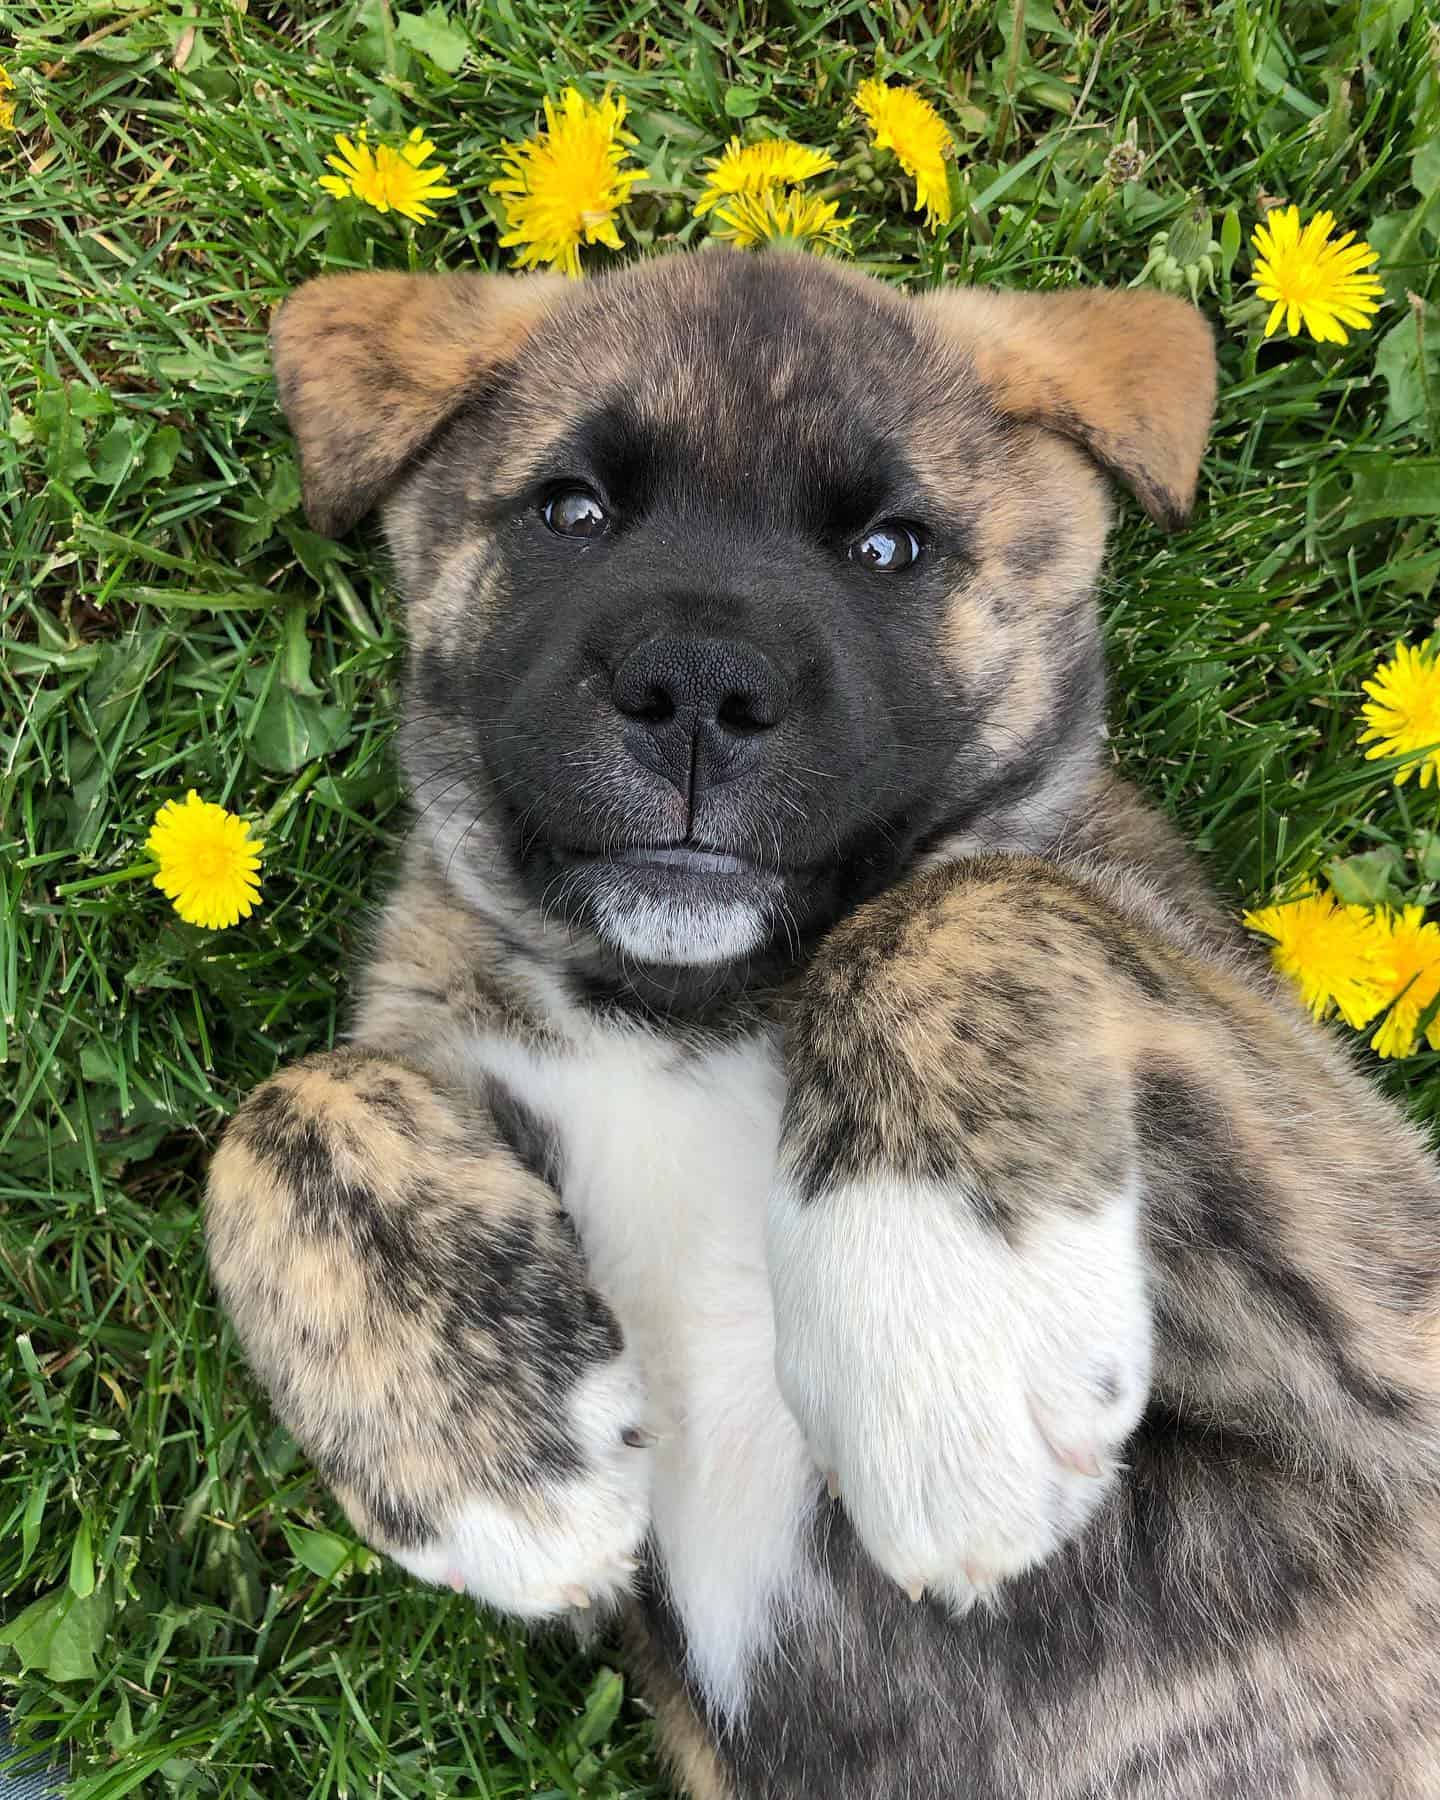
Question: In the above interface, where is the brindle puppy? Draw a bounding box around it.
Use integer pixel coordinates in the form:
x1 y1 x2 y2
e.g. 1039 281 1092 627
207 252 1440 1798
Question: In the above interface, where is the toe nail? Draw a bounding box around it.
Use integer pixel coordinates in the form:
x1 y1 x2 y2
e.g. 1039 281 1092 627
622 1425 657 1448
1060 1446 1105 1478
446 1569 465 1593
905 1580 925 1604
562 1585 591 1610
825 1469 841 1499
617 1555 640 1574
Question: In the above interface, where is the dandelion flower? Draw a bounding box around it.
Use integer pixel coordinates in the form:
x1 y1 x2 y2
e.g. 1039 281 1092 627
694 138 836 218
147 791 264 930
1368 907 1440 1059
490 87 647 279
854 78 953 229
1360 639 1440 789
709 187 852 253
319 126 458 224
1250 206 1383 345
0 67 15 133
1242 889 1392 1029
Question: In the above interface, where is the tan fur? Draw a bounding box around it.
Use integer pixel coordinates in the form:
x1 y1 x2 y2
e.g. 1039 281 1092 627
919 285 1217 527
270 270 565 535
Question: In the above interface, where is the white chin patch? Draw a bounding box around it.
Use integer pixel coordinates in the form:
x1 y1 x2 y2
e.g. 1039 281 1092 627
592 888 769 966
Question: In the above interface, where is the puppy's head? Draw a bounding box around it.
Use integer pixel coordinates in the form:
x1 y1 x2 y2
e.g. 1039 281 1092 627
272 254 1213 992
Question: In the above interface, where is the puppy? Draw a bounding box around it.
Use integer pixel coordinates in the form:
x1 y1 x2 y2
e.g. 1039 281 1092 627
207 251 1440 1798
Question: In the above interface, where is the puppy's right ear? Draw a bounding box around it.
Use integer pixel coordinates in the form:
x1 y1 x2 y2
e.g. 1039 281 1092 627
269 272 567 537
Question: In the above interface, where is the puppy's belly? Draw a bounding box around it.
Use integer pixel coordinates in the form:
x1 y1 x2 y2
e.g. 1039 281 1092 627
463 1024 819 1717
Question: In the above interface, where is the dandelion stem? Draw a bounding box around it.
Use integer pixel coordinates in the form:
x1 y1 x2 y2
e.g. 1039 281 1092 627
259 763 322 838
55 861 158 899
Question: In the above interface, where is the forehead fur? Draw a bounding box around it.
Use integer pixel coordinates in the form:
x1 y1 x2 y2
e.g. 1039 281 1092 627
480 253 1000 506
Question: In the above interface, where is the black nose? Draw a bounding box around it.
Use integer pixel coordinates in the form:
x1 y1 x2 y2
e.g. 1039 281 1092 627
611 635 789 804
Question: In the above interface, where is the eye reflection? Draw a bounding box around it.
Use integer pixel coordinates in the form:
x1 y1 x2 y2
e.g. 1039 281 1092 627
543 487 609 539
850 522 922 572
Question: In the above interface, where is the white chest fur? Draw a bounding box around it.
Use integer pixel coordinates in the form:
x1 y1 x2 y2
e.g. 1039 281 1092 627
465 1020 821 1716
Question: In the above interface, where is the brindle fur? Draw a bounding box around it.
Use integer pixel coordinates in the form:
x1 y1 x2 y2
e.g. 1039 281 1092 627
207 251 1440 1797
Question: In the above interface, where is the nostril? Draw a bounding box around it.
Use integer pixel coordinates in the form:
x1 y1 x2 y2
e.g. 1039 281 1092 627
635 684 675 726
716 690 772 735
614 678 677 725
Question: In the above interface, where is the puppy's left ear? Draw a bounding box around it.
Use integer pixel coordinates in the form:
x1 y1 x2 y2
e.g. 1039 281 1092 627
918 286 1216 530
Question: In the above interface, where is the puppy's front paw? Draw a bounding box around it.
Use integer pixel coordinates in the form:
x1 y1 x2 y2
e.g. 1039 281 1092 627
386 1353 653 1620
769 1179 1151 1611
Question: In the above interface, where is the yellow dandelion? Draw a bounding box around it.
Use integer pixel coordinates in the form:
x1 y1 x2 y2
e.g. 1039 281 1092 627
0 67 15 133
490 87 647 280
693 138 836 219
147 791 264 930
709 187 852 253
1360 639 1440 788
1242 889 1392 1029
1367 907 1440 1060
318 126 458 224
854 77 953 229
1250 205 1383 346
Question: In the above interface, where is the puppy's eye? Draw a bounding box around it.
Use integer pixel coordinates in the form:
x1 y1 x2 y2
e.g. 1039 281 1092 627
850 521 922 572
543 486 608 539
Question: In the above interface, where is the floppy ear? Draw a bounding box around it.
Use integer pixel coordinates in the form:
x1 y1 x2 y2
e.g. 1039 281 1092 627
919 286 1216 530
269 271 568 537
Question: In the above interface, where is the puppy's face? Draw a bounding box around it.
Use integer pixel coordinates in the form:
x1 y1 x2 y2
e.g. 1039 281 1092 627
272 255 1213 991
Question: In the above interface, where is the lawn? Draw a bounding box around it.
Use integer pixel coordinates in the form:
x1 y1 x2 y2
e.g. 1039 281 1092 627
1 0 1438 1793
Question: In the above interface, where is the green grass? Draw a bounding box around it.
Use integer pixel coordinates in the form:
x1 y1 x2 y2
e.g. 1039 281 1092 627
2 0 1438 1791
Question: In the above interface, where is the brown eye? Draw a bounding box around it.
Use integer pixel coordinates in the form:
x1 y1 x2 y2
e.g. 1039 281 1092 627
543 486 608 539
850 522 922 572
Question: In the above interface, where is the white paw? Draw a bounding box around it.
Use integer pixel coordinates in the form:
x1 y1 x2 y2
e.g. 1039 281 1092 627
393 1354 653 1620
768 1176 1151 1611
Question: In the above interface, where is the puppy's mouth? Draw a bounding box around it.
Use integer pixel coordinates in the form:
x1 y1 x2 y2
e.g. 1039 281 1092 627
548 841 783 893
533 840 787 968
614 846 760 879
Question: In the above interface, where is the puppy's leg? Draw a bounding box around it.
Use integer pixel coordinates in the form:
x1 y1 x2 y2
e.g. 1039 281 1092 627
769 858 1154 1612
207 1049 650 1618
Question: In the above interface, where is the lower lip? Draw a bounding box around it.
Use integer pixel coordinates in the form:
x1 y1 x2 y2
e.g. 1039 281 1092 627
614 847 757 878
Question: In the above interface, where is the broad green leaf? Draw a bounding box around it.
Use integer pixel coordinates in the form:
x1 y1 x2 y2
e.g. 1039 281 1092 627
1347 459 1440 527
574 1666 625 1750
247 689 353 773
1415 829 1440 884
0 1585 112 1682
1413 139 1440 201
1324 847 1401 906
394 7 470 72
91 420 139 484
140 424 184 481
283 523 348 583
723 84 761 118
286 1525 354 1580
1368 205 1435 302
1373 311 1439 431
